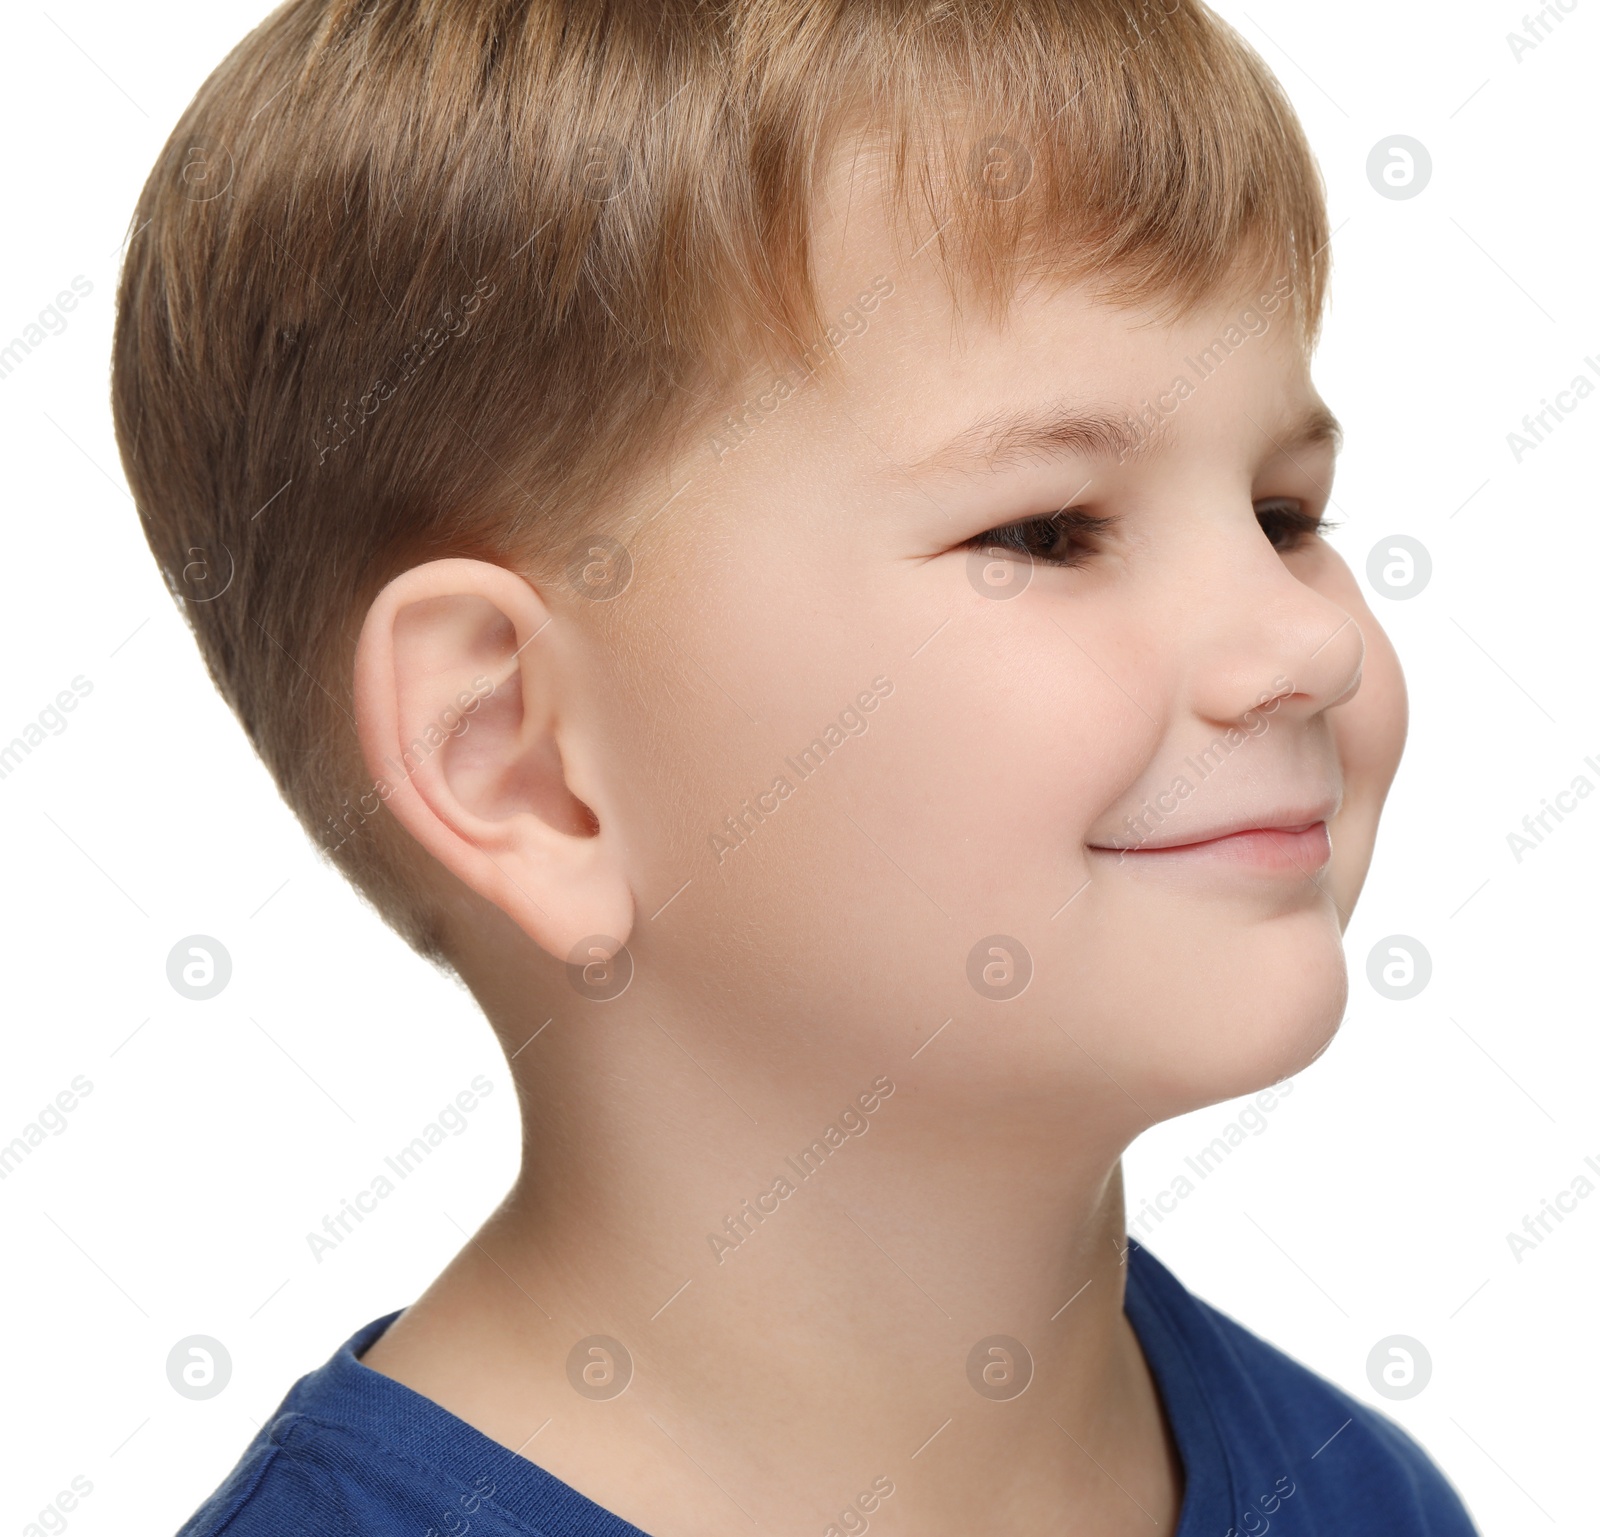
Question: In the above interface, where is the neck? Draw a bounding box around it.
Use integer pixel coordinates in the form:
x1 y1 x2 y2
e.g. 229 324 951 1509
362 995 1182 1536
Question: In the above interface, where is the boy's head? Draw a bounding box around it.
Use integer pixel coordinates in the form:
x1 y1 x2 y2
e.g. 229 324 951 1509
113 0 1405 1129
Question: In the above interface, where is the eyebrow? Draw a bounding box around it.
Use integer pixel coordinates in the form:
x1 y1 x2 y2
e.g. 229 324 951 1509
904 399 1344 479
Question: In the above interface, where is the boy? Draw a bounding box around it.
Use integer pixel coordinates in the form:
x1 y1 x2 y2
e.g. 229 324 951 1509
112 0 1478 1532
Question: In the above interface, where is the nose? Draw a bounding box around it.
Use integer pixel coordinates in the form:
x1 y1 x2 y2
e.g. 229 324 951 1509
1176 522 1366 730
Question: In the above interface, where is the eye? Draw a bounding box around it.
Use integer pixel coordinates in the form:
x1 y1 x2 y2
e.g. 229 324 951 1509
1257 498 1335 552
962 507 1117 569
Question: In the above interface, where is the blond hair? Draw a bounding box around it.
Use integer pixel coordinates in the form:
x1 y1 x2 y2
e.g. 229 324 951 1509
111 0 1330 967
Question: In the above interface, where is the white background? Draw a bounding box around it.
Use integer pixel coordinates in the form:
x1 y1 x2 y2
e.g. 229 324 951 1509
1 3 1594 1533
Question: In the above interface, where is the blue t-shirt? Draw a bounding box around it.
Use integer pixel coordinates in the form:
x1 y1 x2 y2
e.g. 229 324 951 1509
176 1240 1479 1535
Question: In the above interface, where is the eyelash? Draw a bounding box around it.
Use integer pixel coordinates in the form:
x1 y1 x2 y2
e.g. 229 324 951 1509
966 500 1335 568
967 509 1115 569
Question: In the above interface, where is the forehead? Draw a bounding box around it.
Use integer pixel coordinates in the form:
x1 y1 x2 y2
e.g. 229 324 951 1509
801 159 1320 462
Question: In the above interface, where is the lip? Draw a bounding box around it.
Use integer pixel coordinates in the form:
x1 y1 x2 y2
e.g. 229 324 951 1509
1093 804 1338 852
1088 814 1335 872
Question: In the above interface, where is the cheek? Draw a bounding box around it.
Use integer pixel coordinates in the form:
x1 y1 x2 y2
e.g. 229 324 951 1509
884 606 1159 901
1303 547 1408 791
1335 600 1407 798
1301 550 1408 916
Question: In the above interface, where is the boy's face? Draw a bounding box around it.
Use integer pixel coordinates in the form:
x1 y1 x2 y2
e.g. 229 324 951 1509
587 162 1406 1131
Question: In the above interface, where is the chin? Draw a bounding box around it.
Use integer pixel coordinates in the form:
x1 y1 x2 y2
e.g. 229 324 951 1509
1227 940 1348 1088
1073 896 1350 1125
1206 914 1348 1107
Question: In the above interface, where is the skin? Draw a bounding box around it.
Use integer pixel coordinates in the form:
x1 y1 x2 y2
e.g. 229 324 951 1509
350 143 1407 1537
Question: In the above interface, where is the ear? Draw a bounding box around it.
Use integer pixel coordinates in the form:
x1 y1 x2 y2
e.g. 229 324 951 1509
352 557 633 964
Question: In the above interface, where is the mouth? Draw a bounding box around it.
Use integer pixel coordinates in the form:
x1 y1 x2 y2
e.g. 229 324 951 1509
1087 817 1333 873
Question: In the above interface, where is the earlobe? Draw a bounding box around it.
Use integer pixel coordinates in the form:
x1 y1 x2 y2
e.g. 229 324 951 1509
352 557 635 963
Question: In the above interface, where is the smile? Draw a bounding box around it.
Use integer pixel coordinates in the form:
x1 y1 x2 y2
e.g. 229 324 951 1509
1088 820 1332 872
